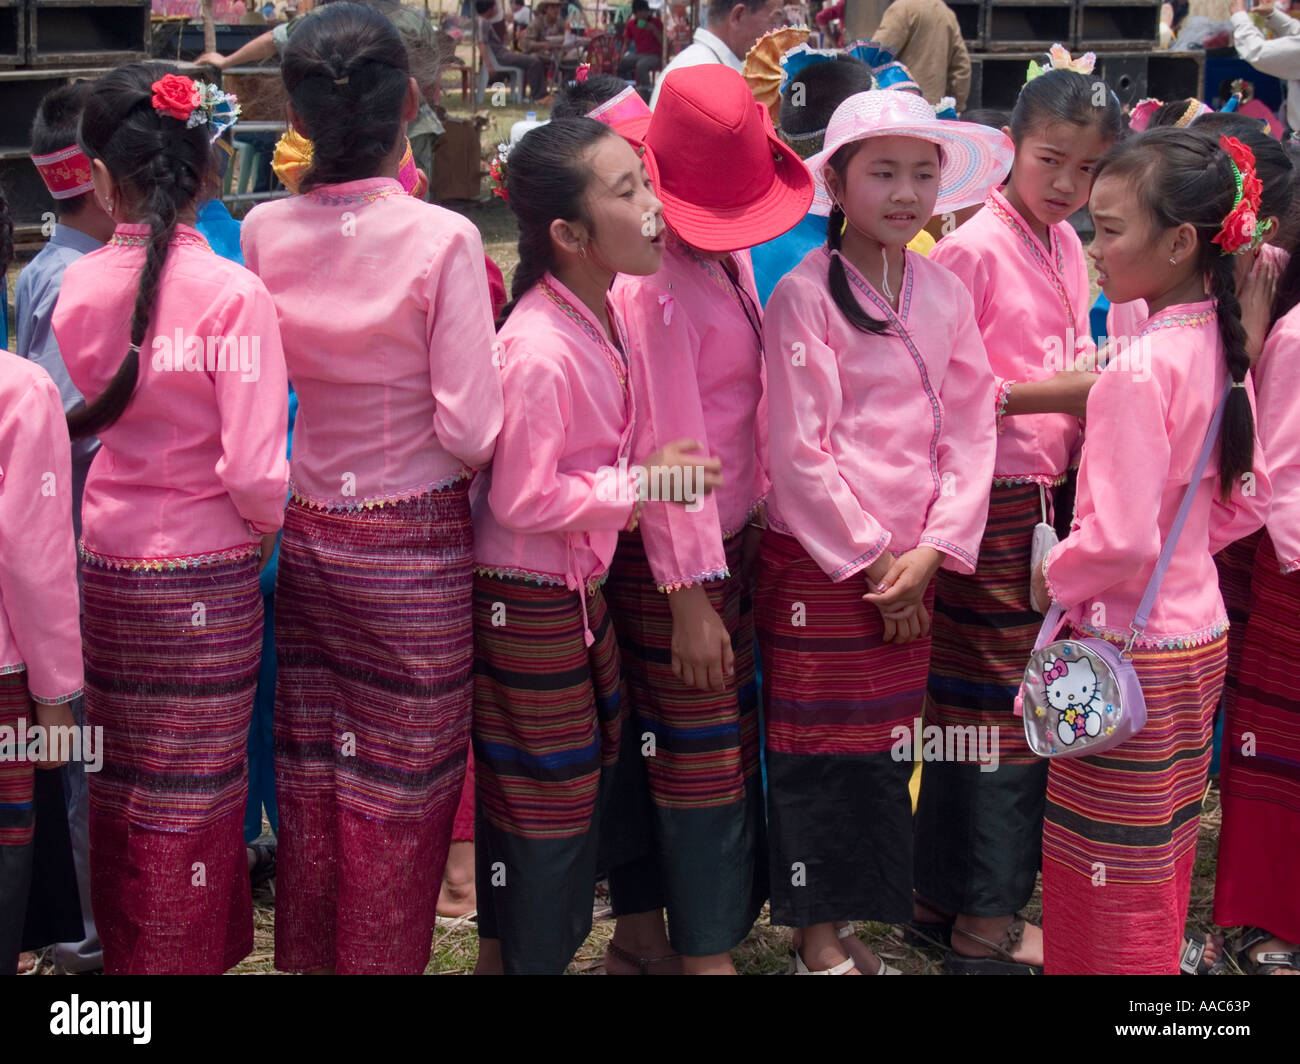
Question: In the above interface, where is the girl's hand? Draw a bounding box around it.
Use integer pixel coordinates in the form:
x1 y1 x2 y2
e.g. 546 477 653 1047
667 585 735 692
1240 251 1280 369
638 438 724 504
259 532 279 571
863 549 896 592
863 547 943 611
879 601 930 644
1031 559 1051 614
33 701 76 770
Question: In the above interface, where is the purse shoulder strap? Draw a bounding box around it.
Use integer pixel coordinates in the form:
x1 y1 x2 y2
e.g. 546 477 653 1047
1032 383 1231 653
1131 382 1232 636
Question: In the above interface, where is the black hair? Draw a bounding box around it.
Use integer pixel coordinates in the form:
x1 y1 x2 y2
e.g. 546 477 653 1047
823 138 901 336
960 107 1009 130
31 81 97 216
707 0 767 21
1093 128 1254 497
498 117 616 325
1010 68 1123 145
1190 113 1293 229
475 0 494 13
631 0 650 11
67 62 212 439
550 73 630 119
778 57 873 159
281 3 409 192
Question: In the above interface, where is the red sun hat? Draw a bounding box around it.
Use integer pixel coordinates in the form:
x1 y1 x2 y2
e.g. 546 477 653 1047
631 65 814 252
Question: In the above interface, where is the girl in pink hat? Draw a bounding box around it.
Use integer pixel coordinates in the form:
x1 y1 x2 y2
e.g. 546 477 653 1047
913 58 1123 975
602 63 813 976
759 87 1008 975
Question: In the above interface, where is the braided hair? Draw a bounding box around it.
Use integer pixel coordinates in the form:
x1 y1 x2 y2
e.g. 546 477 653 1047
1093 128 1255 498
68 62 212 439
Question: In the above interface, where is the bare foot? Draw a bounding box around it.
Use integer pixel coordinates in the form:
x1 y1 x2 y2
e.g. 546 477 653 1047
604 909 680 975
17 951 37 974
681 952 736 975
1182 932 1223 972
951 914 1044 968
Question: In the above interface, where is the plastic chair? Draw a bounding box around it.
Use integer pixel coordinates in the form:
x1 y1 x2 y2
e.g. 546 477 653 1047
584 32 621 76
476 41 524 104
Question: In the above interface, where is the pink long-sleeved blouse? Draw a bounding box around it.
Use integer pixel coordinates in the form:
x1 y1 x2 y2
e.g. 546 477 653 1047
1044 301 1271 647
1255 301 1300 572
55 223 289 564
608 238 767 591
0 354 83 704
763 246 998 581
930 188 1091 485
473 274 640 597
242 178 502 508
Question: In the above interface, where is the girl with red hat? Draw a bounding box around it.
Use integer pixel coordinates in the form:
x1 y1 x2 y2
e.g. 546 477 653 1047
759 88 1009 975
602 63 813 975
471 116 721 975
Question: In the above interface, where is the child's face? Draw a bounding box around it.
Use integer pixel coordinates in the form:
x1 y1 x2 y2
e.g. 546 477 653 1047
1087 172 1168 305
582 134 664 277
828 135 941 248
1008 119 1112 229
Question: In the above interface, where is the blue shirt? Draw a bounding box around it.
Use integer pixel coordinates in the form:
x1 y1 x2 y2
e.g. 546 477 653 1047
196 199 245 267
14 224 104 537
750 210 829 307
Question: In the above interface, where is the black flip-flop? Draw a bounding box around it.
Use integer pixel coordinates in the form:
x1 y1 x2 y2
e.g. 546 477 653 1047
944 916 1042 975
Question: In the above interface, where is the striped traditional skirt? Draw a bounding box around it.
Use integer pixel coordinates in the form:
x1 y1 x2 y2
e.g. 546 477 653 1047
601 529 766 956
756 528 931 927
273 486 472 975
1214 530 1261 719
1042 634 1227 974
0 670 34 972
473 573 630 973
1214 534 1300 943
914 481 1051 916
81 551 262 975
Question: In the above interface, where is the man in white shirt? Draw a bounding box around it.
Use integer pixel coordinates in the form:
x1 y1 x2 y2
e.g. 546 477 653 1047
650 0 784 107
1230 0 1300 132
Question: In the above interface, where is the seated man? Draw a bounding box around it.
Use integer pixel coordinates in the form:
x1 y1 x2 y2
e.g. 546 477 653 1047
618 0 663 89
477 0 550 102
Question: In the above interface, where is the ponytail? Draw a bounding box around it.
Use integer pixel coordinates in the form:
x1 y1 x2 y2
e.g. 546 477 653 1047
495 117 613 326
824 144 889 337
1206 255 1255 497
68 62 210 439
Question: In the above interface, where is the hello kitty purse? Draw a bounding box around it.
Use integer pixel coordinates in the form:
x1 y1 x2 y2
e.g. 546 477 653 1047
1016 386 1229 759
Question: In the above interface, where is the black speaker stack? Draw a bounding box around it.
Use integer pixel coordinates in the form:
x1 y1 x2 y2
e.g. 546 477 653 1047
1 0 152 241
948 0 1204 113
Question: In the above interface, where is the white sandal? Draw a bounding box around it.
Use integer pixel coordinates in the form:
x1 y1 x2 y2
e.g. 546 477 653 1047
836 923 901 975
788 949 858 975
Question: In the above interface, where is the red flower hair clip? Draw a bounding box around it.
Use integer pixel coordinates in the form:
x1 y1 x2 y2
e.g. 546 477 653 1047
1213 135 1267 256
152 73 201 122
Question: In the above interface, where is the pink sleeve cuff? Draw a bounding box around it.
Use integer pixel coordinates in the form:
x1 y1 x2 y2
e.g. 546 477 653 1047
828 530 890 583
1281 556 1300 575
995 378 1018 435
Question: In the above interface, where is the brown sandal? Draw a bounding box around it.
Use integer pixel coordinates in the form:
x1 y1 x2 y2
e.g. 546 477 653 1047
604 941 680 975
945 916 1043 975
